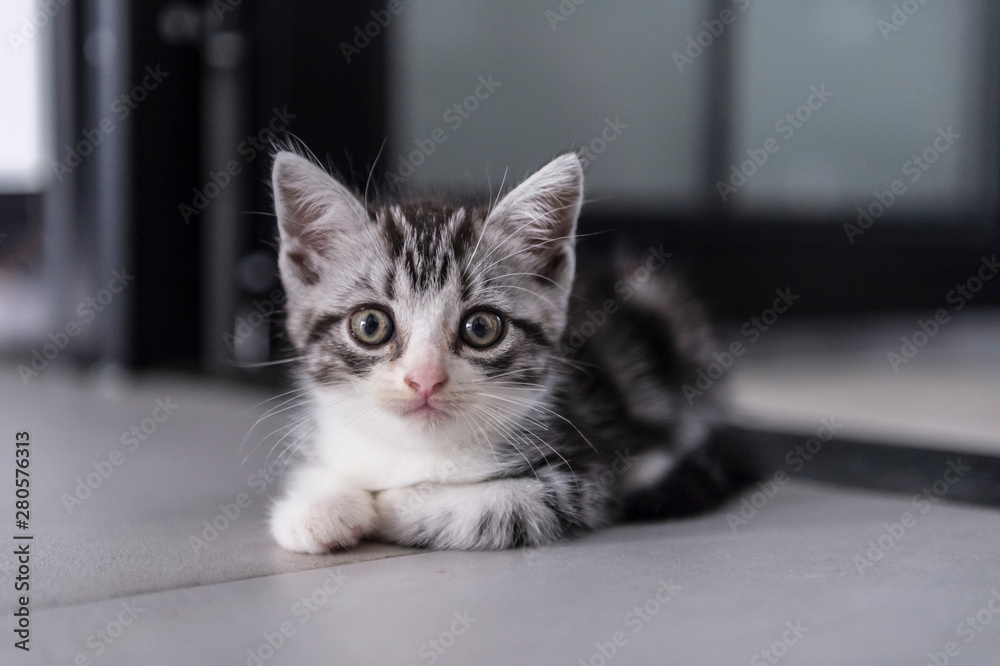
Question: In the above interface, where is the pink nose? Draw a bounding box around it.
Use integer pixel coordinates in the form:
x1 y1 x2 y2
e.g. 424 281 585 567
405 366 448 400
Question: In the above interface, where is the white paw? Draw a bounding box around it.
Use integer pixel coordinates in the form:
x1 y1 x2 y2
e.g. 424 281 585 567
270 489 376 554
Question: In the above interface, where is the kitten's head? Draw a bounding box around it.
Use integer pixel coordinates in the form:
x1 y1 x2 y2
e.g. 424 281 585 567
272 151 583 430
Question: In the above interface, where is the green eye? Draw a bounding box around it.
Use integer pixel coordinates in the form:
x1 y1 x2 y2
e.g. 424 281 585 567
350 308 394 346
461 311 504 348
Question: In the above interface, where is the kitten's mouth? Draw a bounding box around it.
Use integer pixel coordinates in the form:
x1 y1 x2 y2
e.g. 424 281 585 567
400 400 450 422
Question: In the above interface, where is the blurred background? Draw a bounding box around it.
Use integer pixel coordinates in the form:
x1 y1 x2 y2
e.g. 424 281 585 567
0 0 997 395
1 5 999 660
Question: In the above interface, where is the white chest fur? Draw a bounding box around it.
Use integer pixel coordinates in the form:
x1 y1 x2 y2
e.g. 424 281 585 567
308 389 494 490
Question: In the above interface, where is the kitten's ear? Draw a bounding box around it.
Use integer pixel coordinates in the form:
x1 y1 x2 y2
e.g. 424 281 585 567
486 153 583 285
272 151 368 286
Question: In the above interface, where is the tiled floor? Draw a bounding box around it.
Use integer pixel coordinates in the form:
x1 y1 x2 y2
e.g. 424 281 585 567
2 310 998 665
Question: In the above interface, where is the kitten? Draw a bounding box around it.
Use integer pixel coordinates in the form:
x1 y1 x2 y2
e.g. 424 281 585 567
268 150 733 552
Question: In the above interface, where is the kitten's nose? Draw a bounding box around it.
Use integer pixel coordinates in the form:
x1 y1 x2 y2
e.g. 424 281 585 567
404 366 449 400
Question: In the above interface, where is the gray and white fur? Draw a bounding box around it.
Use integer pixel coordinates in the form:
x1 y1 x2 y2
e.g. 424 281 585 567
268 150 732 552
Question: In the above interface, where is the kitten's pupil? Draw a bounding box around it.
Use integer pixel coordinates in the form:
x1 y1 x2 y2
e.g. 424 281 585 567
362 314 379 336
470 316 488 337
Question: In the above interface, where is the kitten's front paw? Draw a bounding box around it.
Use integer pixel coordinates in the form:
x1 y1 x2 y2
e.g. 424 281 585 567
270 489 376 554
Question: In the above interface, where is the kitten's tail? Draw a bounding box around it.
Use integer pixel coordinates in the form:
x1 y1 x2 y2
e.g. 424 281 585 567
622 427 757 521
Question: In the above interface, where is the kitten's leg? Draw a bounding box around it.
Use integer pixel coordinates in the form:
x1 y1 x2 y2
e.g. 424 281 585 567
375 472 610 550
270 467 377 554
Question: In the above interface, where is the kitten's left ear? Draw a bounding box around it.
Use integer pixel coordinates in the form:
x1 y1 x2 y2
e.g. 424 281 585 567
486 153 583 286
272 151 369 287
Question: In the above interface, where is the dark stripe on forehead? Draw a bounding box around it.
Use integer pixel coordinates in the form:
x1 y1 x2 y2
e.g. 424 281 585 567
383 265 396 301
380 213 404 259
460 266 473 302
404 249 421 289
452 208 480 262
396 204 461 292
439 253 451 285
307 314 344 345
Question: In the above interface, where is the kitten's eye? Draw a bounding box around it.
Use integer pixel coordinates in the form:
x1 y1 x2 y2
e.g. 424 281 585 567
349 308 394 346
460 311 504 348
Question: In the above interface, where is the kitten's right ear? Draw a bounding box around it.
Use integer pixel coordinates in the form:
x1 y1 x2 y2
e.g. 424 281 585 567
272 151 368 286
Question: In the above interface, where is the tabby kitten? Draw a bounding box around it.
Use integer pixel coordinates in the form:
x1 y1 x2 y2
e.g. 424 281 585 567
268 150 729 552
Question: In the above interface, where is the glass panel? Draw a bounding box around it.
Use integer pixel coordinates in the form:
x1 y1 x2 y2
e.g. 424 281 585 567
729 0 989 215
388 0 707 206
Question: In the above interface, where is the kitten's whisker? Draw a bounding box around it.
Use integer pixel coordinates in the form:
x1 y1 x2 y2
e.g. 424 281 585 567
364 137 387 209
477 400 583 495
475 381 547 391
474 225 607 280
480 283 560 309
467 166 509 268
276 424 320 485
238 397 310 454
237 385 313 418
267 418 314 467
469 366 549 382
550 355 601 375
459 410 500 466
482 400 580 492
474 228 577 276
228 356 304 369
467 211 555 279
480 396 549 430
243 411 314 465
481 393 597 452
481 272 568 294
469 199 589 278
470 405 541 482
239 398 313 453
